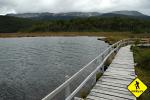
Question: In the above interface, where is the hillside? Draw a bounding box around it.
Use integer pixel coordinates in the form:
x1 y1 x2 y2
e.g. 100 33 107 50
111 10 145 16
6 11 150 20
0 15 150 33
25 17 150 33
0 16 38 33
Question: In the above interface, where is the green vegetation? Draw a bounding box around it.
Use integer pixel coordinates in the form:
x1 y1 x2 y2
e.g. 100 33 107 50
1 16 150 34
0 16 38 33
104 52 116 67
132 46 150 100
96 73 103 81
19 17 150 33
80 91 89 99
132 46 150 70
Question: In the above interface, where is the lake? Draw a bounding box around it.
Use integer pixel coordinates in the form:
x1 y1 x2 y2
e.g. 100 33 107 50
0 37 109 100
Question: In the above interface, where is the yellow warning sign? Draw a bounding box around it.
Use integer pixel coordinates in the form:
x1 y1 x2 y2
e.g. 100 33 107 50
128 77 147 98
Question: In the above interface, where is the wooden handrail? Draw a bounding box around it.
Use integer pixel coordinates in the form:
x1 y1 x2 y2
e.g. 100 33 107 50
42 38 148 100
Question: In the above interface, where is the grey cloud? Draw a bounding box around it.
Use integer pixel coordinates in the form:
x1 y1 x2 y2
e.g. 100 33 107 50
0 0 150 15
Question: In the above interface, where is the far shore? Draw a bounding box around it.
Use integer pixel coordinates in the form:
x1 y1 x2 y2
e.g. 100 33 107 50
0 32 149 37
0 32 149 44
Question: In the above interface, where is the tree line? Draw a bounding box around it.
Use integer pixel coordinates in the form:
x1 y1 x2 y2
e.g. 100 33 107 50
0 16 150 33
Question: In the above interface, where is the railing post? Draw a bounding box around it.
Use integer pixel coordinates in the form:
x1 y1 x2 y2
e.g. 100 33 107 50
94 59 98 65
116 43 120 52
101 54 104 62
65 75 71 98
100 65 104 73
117 43 120 51
93 72 97 85
102 65 105 73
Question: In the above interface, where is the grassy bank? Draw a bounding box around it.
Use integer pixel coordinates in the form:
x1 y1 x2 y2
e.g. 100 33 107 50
0 32 133 38
132 46 150 100
0 32 149 41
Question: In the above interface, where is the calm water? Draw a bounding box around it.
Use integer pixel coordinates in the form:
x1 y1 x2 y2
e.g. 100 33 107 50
0 37 109 100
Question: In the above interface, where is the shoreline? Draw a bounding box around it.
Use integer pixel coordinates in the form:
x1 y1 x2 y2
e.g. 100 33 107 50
0 32 149 44
0 32 133 37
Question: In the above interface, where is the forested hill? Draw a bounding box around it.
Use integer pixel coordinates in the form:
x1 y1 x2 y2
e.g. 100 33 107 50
0 16 38 33
0 15 150 33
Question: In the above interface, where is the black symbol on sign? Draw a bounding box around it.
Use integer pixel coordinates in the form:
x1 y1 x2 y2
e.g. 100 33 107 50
135 81 140 89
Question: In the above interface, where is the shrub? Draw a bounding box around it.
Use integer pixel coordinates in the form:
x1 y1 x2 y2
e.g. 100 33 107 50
137 51 150 69
132 46 150 70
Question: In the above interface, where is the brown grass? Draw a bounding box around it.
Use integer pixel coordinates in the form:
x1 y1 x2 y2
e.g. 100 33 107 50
0 32 150 45
0 32 149 38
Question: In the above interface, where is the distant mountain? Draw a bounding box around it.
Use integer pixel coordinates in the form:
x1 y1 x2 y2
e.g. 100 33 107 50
7 13 55 19
6 11 150 20
7 12 102 20
111 10 145 16
6 11 149 19
58 12 102 17
101 13 150 20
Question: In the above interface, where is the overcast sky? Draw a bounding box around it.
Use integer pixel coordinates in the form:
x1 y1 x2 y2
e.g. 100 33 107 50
0 0 150 15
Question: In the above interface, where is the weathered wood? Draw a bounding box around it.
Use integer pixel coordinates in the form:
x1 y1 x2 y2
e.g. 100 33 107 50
87 95 111 100
105 71 135 76
106 67 135 71
96 82 128 90
91 89 135 100
93 86 133 96
109 64 134 69
100 76 133 82
95 84 129 92
87 92 132 100
102 74 135 80
97 79 131 86
86 45 136 100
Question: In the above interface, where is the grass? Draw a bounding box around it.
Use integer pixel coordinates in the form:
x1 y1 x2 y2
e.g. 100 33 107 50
104 52 116 67
132 46 150 100
96 73 103 82
0 31 149 46
0 32 149 38
132 47 150 70
0 32 149 45
135 67 150 100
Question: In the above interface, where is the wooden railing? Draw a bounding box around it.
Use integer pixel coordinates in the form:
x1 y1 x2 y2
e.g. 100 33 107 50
42 38 148 100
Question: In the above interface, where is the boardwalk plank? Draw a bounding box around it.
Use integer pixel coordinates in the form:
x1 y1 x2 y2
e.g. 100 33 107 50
93 85 133 96
91 89 135 100
97 81 130 88
88 92 132 100
107 67 135 72
86 45 136 100
95 84 129 92
86 95 111 100
101 76 133 81
103 74 135 80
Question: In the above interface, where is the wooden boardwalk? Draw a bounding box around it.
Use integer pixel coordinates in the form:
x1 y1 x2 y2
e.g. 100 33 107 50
86 45 136 100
